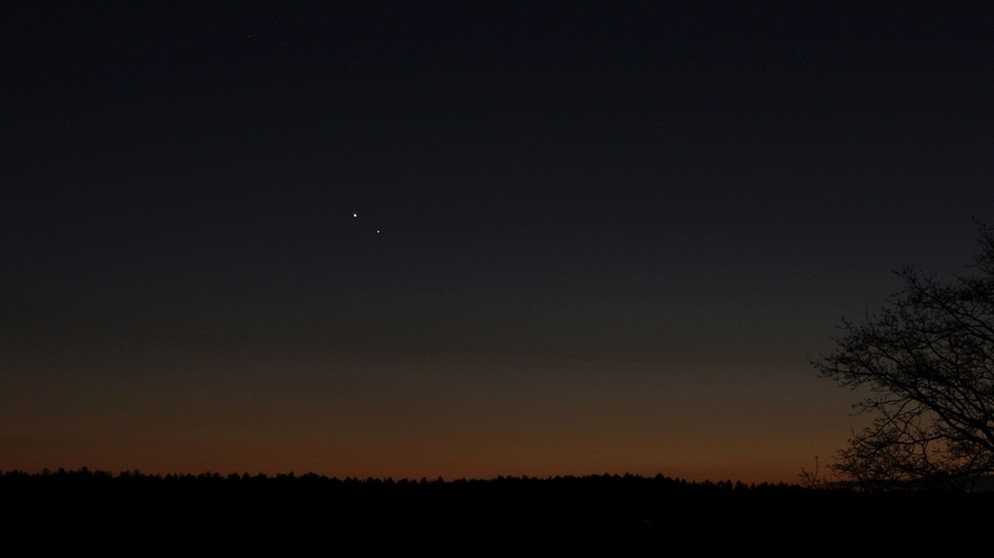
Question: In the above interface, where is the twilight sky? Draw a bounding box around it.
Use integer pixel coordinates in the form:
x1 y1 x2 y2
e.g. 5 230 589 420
3 1 993 484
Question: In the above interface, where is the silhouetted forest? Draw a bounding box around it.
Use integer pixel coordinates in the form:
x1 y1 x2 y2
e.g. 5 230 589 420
3 468 991 552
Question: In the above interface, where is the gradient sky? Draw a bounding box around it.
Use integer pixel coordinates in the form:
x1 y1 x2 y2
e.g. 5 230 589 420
3 1 993 484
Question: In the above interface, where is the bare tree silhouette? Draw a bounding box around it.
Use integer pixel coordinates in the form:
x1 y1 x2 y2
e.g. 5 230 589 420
814 222 994 491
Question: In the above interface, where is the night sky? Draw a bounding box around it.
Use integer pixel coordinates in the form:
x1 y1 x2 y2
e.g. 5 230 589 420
3 1 993 484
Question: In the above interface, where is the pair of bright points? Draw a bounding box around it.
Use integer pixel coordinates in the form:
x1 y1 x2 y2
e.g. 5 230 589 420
353 212 381 234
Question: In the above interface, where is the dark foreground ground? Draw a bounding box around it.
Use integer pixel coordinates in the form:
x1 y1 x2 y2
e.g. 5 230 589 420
3 470 991 553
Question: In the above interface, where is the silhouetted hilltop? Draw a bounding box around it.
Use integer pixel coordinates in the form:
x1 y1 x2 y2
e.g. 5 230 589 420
3 469 991 553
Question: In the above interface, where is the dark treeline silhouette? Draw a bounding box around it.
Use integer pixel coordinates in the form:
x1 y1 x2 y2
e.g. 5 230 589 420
4 468 991 552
